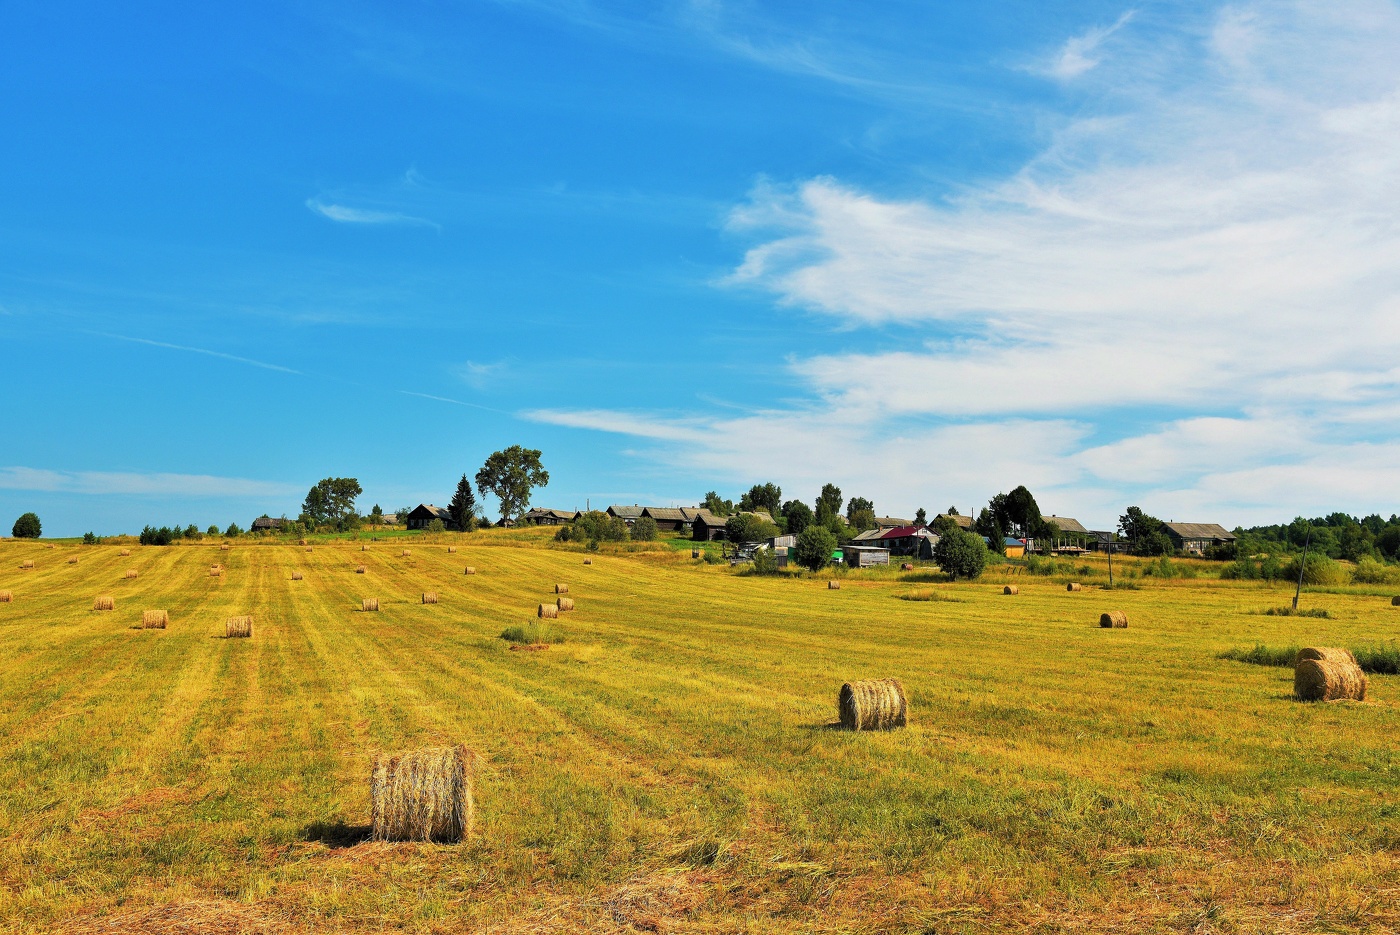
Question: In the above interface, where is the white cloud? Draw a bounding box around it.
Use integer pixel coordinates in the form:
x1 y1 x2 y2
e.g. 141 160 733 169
305 198 438 228
1043 10 1135 80
0 467 298 498
455 359 511 390
532 2 1400 526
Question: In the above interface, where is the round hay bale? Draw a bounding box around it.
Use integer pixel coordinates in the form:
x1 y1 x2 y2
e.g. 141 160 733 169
1004 585 1019 595
901 563 914 571
299 539 308 546
422 592 438 604
447 546 456 553
291 571 304 581
1294 647 1366 701
370 745 475 843
209 564 223 577
839 678 908 731
362 598 380 612
1099 610 1128 628
142 609 168 629
220 544 230 551
555 583 569 594
464 566 476 575
125 569 138 579
362 545 368 551
1392 595 1400 606
305 547 313 553
401 549 411 557
0 590 12 603
828 580 841 590
119 549 131 556
538 602 558 619
356 565 366 574
226 615 253 638
556 597 575 612
1066 582 1083 592
93 595 114 611
20 560 34 569
583 558 592 565
68 557 79 565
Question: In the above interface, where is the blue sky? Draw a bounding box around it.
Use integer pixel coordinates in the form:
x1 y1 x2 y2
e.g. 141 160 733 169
5 1 1400 536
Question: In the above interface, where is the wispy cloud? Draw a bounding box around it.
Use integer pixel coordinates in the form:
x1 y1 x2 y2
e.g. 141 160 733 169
93 332 302 374
305 198 439 228
1041 10 1135 80
0 467 298 498
398 390 505 413
455 359 512 390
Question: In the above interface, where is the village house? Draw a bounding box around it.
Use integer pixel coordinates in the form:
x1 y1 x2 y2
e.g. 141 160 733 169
523 508 580 525
250 516 284 533
607 505 645 526
854 525 937 559
873 516 911 530
405 504 454 530
691 510 728 541
640 507 695 533
934 513 975 530
1163 522 1237 555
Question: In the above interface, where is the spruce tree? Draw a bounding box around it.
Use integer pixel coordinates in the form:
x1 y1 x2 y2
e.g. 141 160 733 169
449 474 477 532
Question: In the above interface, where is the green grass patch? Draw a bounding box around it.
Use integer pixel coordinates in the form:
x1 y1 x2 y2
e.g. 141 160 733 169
500 621 561 645
896 589 961 602
1220 644 1301 667
1222 641 1400 674
1260 606 1330 618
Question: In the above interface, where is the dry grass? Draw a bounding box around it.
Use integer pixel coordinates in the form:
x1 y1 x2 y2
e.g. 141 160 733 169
369 745 475 843
362 599 379 612
421 592 438 604
93 595 114 611
142 609 168 629
225 615 253 638
1295 647 1367 701
1099 610 1128 628
838 678 907 730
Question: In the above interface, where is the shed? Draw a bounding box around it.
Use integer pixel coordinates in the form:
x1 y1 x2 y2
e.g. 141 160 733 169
1003 537 1026 558
843 545 891 567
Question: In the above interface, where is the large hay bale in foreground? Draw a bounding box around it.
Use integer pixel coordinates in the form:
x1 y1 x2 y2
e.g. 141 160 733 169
125 569 138 579
538 602 558 619
839 678 908 731
556 597 575 612
464 566 476 575
0 590 12 603
1099 610 1128 628
119 549 131 556
370 745 475 843
422 592 438 604
93 595 114 611
226 616 253 638
1294 647 1366 702
1066 582 1083 592
555 583 569 594
828 580 841 590
291 571 304 581
362 598 380 612
1004 585 1019 595
143 609 168 629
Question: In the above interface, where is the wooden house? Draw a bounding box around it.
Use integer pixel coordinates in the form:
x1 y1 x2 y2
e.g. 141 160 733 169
405 504 454 530
691 510 728 541
640 507 694 533
523 508 580 526
607 505 645 526
250 516 284 533
1163 522 1237 555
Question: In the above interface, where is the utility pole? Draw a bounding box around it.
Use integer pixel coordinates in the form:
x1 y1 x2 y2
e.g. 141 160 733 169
1292 527 1312 611
1108 533 1114 587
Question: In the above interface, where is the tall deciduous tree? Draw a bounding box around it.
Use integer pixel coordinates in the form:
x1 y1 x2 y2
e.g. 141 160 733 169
782 500 813 536
448 475 477 532
301 477 362 528
814 483 843 524
475 447 549 523
739 483 782 517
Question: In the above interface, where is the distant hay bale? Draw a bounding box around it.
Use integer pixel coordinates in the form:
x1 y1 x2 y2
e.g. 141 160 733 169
362 598 380 612
93 595 115 611
370 745 475 843
402 549 411 557
555 584 569 594
291 571 304 581
226 615 253 638
21 560 34 569
839 678 908 731
305 547 313 553
1393 596 1400 606
68 557 79 565
1004 585 1019 595
557 597 575 612
464 566 476 575
1294 647 1367 702
1066 583 1083 592
447 546 456 553
125 569 138 579
583 558 592 565
298 539 307 546
356 565 366 574
209 564 223 577
220 544 230 551
422 592 438 604
119 549 131 556
828 580 841 590
142 609 168 629
1099 610 1128 628
901 563 914 571
538 602 558 619
0 590 12 603
361 545 367 551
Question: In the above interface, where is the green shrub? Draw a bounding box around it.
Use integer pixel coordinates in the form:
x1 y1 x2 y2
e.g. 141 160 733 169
1282 553 1347 586
82 532 99 545
793 525 837 572
427 518 446 534
224 522 243 537
630 516 658 541
11 512 40 538
749 546 779 575
1262 606 1330 618
1351 557 1397 585
1352 644 1400 675
500 621 559 645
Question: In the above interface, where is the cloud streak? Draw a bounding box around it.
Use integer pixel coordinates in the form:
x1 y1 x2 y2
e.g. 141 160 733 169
1042 10 1135 79
93 332 302 374
0 467 298 498
306 198 439 228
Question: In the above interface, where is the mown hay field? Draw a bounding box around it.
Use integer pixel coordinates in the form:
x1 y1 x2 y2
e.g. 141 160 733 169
0 532 1397 933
